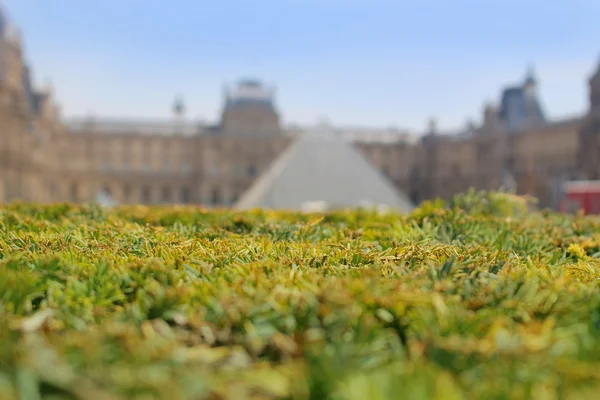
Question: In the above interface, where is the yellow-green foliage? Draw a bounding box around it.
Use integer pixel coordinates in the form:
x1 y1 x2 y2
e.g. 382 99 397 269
2 191 600 399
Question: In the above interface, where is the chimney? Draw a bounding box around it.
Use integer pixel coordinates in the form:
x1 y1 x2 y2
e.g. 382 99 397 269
427 117 437 135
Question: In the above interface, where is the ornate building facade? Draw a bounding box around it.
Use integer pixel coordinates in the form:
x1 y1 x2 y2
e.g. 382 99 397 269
354 66 597 210
1 9 599 210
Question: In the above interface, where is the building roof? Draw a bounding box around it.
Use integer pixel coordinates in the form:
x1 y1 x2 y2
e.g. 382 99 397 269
0 4 7 38
238 78 262 88
499 68 546 132
226 98 275 111
224 79 276 112
234 127 415 212
591 59 600 84
21 64 41 114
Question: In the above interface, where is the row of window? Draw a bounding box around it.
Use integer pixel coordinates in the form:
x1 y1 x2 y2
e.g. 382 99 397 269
69 184 229 205
114 185 191 204
96 141 190 155
99 162 194 174
93 140 283 161
69 184 192 204
95 162 259 178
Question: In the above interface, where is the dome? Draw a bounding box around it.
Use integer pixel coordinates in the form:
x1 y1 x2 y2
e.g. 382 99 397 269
231 78 272 101
524 64 537 87
237 78 262 88
224 78 276 111
172 95 185 116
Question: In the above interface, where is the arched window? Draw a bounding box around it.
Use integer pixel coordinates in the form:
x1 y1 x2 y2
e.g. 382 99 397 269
212 188 221 205
70 183 78 202
231 189 240 204
162 186 171 203
141 186 151 203
451 163 461 176
163 150 171 172
142 142 151 170
181 186 190 204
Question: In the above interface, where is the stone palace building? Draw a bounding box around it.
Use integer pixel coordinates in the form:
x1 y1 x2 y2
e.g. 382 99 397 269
1 8 600 210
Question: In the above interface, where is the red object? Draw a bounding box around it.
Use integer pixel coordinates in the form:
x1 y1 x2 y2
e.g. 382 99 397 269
560 181 600 215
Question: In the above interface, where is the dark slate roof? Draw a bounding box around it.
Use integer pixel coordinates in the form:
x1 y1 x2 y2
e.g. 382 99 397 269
172 95 185 115
591 60 600 83
499 71 546 133
0 6 7 37
224 79 276 112
238 78 262 87
225 97 275 111
22 65 41 114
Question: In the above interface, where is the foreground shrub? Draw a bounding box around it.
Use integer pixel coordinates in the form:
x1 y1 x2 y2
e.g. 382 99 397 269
1 192 600 399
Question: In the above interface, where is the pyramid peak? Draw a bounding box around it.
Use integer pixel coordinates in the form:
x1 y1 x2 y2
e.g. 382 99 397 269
235 124 414 212
301 126 341 141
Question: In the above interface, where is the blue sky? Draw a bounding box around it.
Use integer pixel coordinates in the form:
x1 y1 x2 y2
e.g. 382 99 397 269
3 0 599 131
